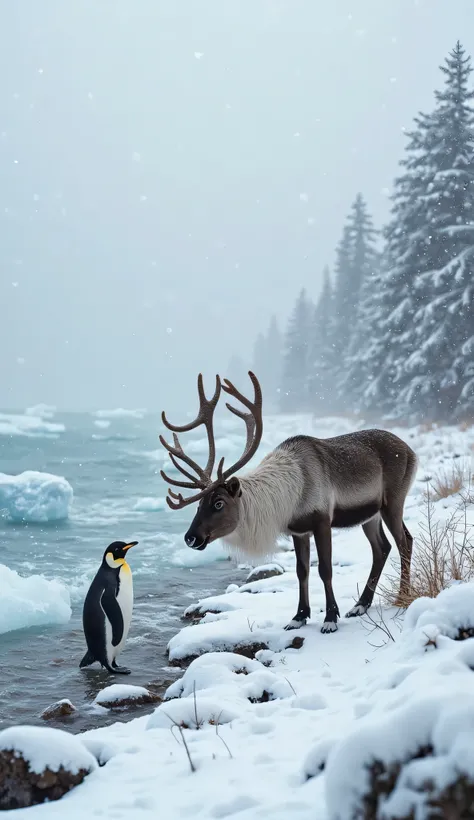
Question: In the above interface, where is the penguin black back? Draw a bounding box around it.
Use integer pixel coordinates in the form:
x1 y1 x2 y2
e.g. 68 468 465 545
80 540 138 675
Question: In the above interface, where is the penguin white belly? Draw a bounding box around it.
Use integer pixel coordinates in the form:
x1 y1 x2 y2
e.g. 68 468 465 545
105 564 134 664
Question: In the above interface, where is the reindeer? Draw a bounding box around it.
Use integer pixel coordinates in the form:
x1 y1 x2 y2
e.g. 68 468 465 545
159 372 417 633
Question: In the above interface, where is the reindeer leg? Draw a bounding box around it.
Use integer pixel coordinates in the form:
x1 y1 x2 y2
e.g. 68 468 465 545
381 507 413 606
346 514 391 617
284 534 311 630
314 519 340 633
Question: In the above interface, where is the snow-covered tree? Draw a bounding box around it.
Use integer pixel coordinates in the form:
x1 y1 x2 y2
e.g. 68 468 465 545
280 288 313 413
265 315 283 411
332 195 378 411
402 42 474 420
307 267 336 414
226 353 249 391
252 333 267 380
362 41 474 422
341 251 385 416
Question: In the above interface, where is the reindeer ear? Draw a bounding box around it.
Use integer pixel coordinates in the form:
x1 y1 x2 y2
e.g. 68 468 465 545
226 477 242 498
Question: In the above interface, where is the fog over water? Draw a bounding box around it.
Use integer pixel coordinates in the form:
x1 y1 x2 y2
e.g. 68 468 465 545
1 0 473 410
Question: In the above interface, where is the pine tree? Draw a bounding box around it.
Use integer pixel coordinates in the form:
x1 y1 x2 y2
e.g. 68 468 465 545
363 42 474 422
307 267 336 413
252 333 267 382
280 288 313 413
332 223 353 363
332 195 378 411
226 353 248 390
265 315 283 411
402 41 474 420
342 251 385 415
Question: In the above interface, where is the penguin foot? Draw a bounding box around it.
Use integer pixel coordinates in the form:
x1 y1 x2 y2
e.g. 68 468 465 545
108 661 131 675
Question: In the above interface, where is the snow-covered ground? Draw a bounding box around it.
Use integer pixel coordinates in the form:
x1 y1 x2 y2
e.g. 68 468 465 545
3 418 474 818
0 470 73 523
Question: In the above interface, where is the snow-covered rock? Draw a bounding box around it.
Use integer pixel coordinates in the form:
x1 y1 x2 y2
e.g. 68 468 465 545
94 685 160 709
0 564 71 634
40 700 77 721
245 563 285 583
0 470 73 523
0 725 97 809
325 693 474 820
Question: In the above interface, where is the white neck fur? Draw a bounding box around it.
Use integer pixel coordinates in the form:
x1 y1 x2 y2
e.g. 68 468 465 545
222 449 303 560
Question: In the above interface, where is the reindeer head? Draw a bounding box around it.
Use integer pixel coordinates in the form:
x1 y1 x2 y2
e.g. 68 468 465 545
159 372 263 551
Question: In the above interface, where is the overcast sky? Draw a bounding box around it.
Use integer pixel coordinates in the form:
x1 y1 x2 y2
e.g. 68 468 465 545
1 0 473 411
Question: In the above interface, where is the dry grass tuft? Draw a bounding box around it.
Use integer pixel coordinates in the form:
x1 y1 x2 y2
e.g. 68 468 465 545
418 421 436 433
459 420 473 432
429 462 466 500
381 488 474 609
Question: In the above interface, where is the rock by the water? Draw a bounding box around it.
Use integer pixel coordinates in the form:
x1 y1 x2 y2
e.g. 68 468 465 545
40 699 77 721
246 564 284 583
94 684 161 709
0 725 96 809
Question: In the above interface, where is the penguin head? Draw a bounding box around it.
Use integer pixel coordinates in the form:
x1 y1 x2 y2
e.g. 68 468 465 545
103 540 138 569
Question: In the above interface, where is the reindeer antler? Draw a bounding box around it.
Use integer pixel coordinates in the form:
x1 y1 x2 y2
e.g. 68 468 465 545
217 371 263 482
160 371 263 510
160 374 222 508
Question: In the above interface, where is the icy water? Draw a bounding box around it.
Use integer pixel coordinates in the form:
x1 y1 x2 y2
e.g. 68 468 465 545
0 412 247 732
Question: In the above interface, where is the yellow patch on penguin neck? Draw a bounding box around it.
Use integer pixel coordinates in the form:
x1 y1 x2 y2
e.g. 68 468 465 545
105 552 129 569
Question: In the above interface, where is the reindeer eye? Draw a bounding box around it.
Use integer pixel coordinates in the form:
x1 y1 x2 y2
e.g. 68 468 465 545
214 500 224 511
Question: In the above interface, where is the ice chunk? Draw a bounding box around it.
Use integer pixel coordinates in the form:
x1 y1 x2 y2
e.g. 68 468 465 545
25 403 56 419
94 408 146 420
0 413 64 437
0 725 97 775
133 497 166 512
0 471 73 523
0 564 71 634
94 419 111 429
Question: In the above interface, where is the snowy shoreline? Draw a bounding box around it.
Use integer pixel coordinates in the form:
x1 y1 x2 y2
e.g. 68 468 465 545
2 421 474 817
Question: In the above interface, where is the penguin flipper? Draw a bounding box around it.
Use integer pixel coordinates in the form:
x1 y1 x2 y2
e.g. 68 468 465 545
100 588 124 647
79 649 96 668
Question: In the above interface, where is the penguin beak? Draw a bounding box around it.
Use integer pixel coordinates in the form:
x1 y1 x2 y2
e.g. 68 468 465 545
123 541 138 551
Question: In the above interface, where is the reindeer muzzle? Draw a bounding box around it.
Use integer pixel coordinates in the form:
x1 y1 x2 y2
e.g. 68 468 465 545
185 532 209 551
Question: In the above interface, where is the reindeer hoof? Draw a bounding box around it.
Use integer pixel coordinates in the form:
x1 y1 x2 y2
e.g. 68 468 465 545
284 618 307 631
321 620 338 634
345 604 369 618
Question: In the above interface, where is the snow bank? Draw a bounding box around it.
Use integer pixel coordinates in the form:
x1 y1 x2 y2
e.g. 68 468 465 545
94 408 146 420
0 471 73 523
0 412 64 437
9 419 474 820
0 725 97 775
0 564 71 634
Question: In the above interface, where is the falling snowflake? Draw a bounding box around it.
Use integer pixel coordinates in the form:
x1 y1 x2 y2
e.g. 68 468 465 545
194 52 204 60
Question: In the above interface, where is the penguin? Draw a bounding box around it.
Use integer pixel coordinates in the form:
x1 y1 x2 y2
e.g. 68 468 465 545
80 540 138 675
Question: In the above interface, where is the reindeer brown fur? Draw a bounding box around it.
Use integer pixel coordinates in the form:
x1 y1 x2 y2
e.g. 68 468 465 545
160 373 417 633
